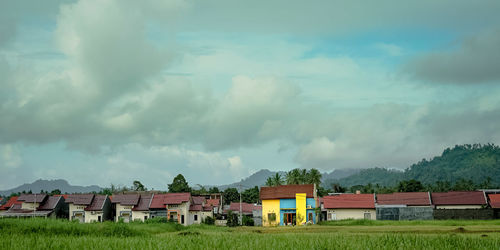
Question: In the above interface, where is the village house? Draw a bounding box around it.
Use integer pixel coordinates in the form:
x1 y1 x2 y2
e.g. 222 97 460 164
110 194 154 222
189 196 214 224
65 194 112 223
431 191 487 209
488 194 500 218
375 192 433 220
323 194 376 220
260 184 318 226
0 194 67 218
226 202 262 226
150 193 191 226
0 196 20 214
206 198 221 214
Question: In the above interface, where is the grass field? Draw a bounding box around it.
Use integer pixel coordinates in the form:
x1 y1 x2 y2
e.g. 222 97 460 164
1 218 500 249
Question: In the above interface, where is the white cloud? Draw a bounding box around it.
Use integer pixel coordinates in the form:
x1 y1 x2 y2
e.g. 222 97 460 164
1 144 22 169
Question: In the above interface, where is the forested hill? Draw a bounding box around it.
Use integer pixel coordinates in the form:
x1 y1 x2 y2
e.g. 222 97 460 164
404 144 500 186
333 144 500 187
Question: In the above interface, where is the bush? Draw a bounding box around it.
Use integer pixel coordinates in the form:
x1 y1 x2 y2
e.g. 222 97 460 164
226 211 239 227
145 217 169 224
242 215 254 226
203 216 215 225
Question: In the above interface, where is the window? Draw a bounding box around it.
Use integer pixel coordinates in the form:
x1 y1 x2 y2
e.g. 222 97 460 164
194 215 198 221
364 213 371 220
98 216 102 222
267 213 276 222
144 216 148 221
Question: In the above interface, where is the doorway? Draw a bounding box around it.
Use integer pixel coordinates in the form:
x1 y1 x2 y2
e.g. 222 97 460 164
284 213 296 225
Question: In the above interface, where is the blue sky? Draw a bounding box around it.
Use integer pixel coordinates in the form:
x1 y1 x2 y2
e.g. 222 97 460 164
1 0 500 190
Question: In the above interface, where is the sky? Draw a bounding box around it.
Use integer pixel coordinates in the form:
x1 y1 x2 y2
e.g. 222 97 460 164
1 0 500 190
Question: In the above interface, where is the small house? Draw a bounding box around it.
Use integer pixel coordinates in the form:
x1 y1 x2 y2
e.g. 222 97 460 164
226 202 262 226
260 184 318 226
0 194 67 218
150 193 191 225
65 194 112 222
111 194 140 222
323 194 376 220
189 196 214 224
0 196 20 213
431 191 487 209
375 192 433 220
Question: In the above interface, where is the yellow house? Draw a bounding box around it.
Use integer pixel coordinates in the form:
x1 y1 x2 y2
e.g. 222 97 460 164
260 184 318 226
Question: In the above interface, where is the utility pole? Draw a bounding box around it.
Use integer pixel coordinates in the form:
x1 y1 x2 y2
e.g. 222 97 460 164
239 184 242 226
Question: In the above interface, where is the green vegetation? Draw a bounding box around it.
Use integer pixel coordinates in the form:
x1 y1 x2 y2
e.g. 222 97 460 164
2 218 500 249
325 144 500 192
266 168 323 187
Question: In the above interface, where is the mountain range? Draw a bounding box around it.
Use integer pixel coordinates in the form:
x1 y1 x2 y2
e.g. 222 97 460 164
0 179 102 196
2 144 498 195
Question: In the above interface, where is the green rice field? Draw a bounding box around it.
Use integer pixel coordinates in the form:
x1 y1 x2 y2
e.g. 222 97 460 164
1 218 500 249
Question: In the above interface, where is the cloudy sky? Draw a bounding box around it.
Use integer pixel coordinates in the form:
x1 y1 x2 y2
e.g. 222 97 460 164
1 0 500 190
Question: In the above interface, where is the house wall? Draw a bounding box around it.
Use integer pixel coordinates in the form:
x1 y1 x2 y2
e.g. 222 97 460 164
434 209 494 220
189 211 203 224
85 211 104 223
115 204 133 222
377 207 433 220
132 211 150 222
327 209 376 220
262 199 280 226
435 205 483 209
167 202 190 226
69 204 87 222
296 193 307 225
21 202 39 210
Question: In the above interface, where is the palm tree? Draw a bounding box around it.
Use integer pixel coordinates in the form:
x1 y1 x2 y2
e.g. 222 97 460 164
286 169 301 185
272 173 283 186
299 169 308 184
265 177 274 186
307 168 322 186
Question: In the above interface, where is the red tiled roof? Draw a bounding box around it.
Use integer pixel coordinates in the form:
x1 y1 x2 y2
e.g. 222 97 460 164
85 195 108 211
189 204 203 211
54 194 69 199
18 194 48 203
207 199 220 207
260 184 315 200
66 194 95 205
228 202 261 214
111 194 140 206
0 196 20 210
132 194 153 211
150 193 191 209
431 191 486 206
203 205 213 211
489 194 500 208
323 194 375 209
38 196 62 211
377 192 431 206
192 196 206 205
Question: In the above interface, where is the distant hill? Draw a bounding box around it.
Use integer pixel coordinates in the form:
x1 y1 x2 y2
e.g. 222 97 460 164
0 179 103 196
333 144 500 188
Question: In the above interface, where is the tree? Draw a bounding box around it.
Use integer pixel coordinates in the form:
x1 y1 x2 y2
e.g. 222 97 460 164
331 183 346 193
168 174 191 193
208 187 220 193
272 173 283 186
307 168 322 186
397 179 424 192
452 179 476 191
241 186 259 204
50 189 62 195
223 188 239 205
286 169 301 185
265 177 274 186
133 181 146 191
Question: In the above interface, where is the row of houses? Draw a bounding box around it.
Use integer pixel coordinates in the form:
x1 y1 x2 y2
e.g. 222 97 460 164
2 185 500 226
0 193 223 225
320 190 500 221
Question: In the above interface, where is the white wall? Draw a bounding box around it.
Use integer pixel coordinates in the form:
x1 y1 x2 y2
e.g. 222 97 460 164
327 208 376 220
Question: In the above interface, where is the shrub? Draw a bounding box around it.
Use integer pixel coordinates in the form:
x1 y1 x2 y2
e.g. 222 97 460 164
203 216 215 225
226 211 239 227
242 215 254 226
